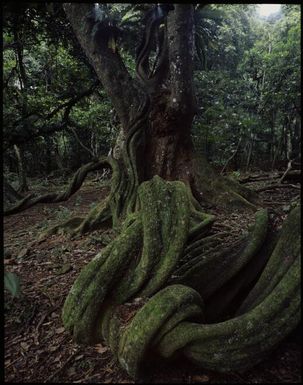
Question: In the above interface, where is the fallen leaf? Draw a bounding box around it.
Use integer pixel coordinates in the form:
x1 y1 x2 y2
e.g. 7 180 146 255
4 258 14 265
17 248 30 259
94 343 108 354
20 341 30 351
133 297 143 303
54 263 72 275
49 345 59 352
192 375 210 383
67 367 77 376
55 327 65 334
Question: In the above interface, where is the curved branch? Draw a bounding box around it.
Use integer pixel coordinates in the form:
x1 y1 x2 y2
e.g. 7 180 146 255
63 3 141 130
5 81 100 150
135 9 169 92
68 122 95 158
4 157 113 216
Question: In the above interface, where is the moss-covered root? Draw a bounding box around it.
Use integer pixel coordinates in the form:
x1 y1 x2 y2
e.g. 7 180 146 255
40 157 126 239
62 214 142 345
118 284 204 378
236 204 301 315
192 154 259 211
174 208 268 299
156 257 300 371
153 206 300 373
114 176 191 301
4 157 114 217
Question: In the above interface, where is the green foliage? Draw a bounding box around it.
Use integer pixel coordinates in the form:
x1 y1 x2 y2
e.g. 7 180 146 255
230 170 241 180
193 4 300 168
3 3 119 177
2 3 301 176
4 271 21 298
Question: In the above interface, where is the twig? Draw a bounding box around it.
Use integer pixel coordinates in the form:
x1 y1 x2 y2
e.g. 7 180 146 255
279 160 292 183
5 356 23 369
69 126 95 158
221 139 241 174
263 201 289 205
44 351 77 382
34 303 62 345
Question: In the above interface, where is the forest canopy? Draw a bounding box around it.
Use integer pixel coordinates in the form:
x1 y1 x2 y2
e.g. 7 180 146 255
3 3 300 179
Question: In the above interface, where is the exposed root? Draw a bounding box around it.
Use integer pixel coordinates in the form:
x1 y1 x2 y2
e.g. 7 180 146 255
4 157 114 216
192 154 259 211
61 175 300 379
38 93 150 239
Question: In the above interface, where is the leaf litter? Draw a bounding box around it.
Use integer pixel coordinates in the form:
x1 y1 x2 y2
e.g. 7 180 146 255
4 177 301 383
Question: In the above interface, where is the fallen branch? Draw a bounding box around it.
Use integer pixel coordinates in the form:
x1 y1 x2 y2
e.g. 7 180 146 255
256 184 301 193
239 174 275 184
4 157 114 216
279 160 292 184
239 170 301 184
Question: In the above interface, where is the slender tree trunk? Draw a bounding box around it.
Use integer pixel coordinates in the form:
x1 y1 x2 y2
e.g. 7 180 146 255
245 132 254 172
14 144 28 192
54 144 64 173
270 110 275 162
271 129 283 170
291 116 300 160
4 177 23 206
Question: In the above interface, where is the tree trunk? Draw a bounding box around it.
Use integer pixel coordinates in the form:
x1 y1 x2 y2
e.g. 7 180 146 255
3 177 22 207
14 144 28 192
143 4 196 182
62 4 257 211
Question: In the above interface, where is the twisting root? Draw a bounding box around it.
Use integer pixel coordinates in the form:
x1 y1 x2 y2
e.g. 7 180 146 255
62 175 301 379
6 91 151 240
4 157 114 216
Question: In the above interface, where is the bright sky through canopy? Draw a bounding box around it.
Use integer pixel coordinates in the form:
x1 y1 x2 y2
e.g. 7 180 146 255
257 4 282 17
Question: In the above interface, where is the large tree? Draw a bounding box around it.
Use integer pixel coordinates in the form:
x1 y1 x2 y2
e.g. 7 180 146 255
4 3 300 380
59 3 257 210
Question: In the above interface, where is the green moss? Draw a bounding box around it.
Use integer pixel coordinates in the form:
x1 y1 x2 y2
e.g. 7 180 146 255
118 284 204 378
61 173 300 379
192 154 259 211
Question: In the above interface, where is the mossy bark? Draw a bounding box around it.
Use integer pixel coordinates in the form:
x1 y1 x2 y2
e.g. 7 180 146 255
62 173 300 378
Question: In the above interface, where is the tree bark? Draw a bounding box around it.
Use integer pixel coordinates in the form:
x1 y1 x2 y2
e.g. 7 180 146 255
14 144 28 192
142 4 197 182
62 4 258 210
62 3 142 131
63 4 197 184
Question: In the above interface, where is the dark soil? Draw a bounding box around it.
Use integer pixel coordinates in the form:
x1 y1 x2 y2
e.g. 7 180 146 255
4 173 301 383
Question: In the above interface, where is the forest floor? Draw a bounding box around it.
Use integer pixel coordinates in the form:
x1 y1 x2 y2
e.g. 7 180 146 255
4 171 301 383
